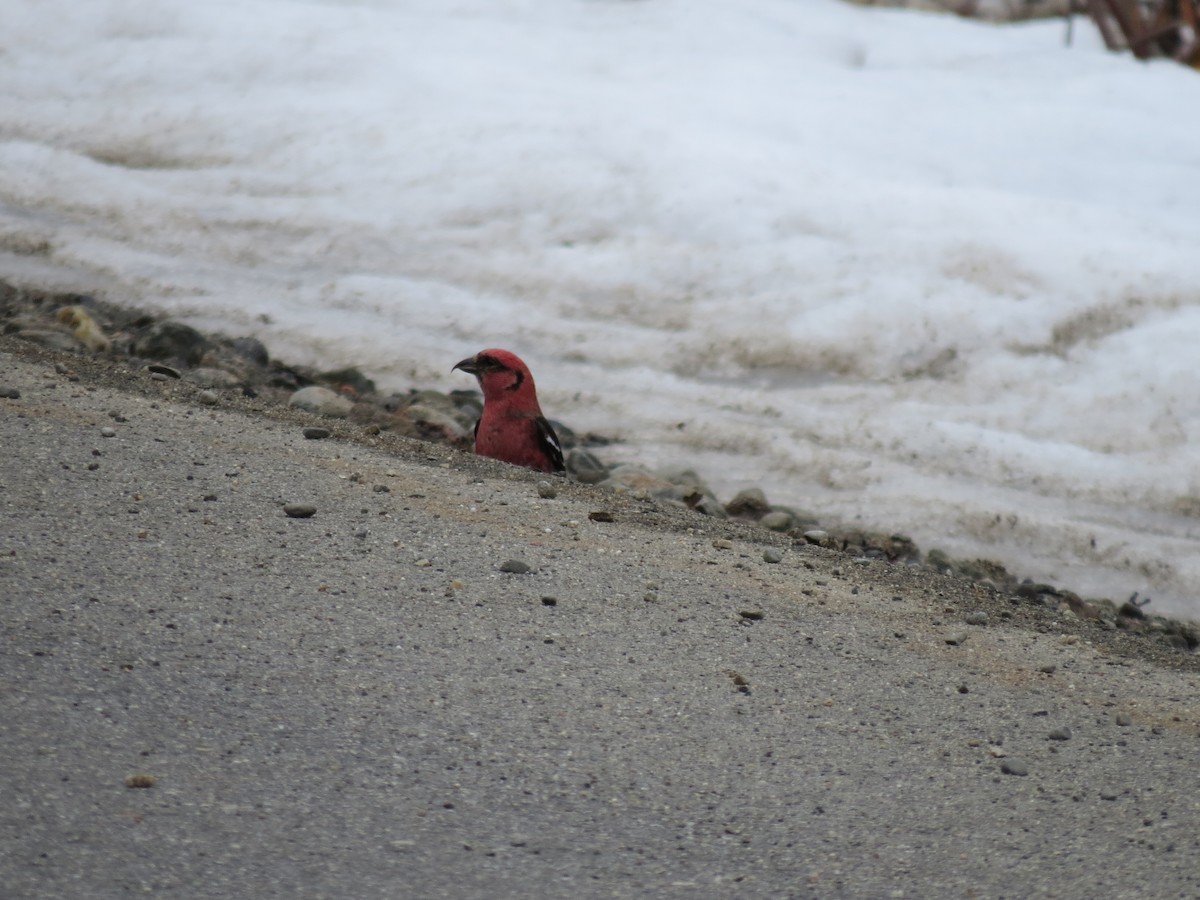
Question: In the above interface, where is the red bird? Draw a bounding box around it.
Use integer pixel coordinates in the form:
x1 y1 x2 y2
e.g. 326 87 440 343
453 348 565 473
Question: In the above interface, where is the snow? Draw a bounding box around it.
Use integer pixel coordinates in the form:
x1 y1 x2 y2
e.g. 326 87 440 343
2 0 1199 618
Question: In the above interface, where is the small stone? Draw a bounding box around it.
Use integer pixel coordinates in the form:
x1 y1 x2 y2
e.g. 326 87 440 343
231 336 270 366
373 484 390 493
712 539 733 550
125 773 156 789
0 387 21 399
945 632 968 646
283 503 317 519
150 372 170 382
762 548 783 564
134 321 209 365
414 558 431 567
354 527 369 540
499 559 532 574
289 385 354 418
1001 759 1029 777
541 596 558 607
1048 727 1072 741
1038 664 1057 674
537 481 557 499
566 449 609 484
303 427 331 440
588 510 614 523
725 487 770 519
320 366 375 396
957 684 970 694
739 609 764 621
197 389 219 406
965 611 988 626
87 462 100 471
187 367 241 389
100 426 116 438
1115 713 1132 727
802 529 828 544
759 511 794 532
146 363 181 379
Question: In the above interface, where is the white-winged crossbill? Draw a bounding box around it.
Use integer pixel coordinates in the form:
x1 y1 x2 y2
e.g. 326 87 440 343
453 348 565 474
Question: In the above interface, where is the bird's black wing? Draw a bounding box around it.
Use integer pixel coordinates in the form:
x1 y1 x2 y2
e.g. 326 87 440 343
535 417 566 473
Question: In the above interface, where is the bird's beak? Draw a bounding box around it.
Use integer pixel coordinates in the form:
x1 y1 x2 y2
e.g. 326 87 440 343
452 355 479 376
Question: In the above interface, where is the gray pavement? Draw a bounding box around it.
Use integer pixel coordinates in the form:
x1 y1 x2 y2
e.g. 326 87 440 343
2 339 1198 899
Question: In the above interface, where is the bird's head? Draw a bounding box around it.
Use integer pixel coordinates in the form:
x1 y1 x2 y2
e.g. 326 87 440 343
453 348 537 402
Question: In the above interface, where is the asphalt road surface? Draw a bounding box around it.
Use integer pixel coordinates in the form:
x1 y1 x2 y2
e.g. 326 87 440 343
3 339 1198 899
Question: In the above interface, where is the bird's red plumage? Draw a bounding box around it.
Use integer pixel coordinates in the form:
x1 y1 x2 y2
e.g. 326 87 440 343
453 348 564 473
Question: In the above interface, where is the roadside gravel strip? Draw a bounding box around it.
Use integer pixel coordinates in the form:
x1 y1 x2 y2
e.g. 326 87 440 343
3 336 1198 899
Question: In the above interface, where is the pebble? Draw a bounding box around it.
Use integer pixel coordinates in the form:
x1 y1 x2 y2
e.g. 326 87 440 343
691 494 727 518
303 427 331 440
0 387 21 399
1038 664 1057 674
283 503 317 519
758 511 794 532
373 484 390 493
945 632 968 646
1115 713 1132 727
1048 727 1072 741
712 538 733 550
187 367 241 389
1000 759 1029 777
566 449 609 484
100 426 116 438
197 389 219 406
150 372 170 382
541 596 558 607
802 529 828 544
400 402 470 443
231 336 270 366
537 481 557 499
965 611 988 626
499 559 532 574
762 548 783 564
146 363 181 379
725 487 770 519
739 609 764 621
588 510 614 523
288 386 354 418
133 320 209 365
